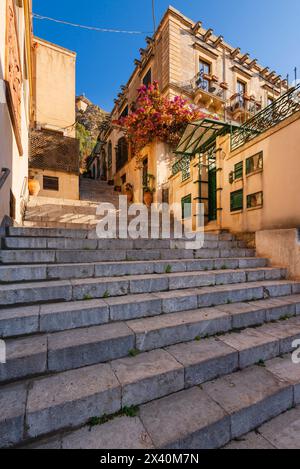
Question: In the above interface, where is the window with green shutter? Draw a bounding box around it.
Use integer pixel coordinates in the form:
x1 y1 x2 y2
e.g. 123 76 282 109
181 194 192 219
230 189 243 212
234 161 243 180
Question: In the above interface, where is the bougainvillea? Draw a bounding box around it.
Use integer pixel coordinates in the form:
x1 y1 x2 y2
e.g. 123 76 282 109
114 82 216 162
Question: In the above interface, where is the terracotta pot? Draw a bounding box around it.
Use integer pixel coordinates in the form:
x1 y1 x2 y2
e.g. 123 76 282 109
28 179 40 196
143 191 153 207
125 190 133 203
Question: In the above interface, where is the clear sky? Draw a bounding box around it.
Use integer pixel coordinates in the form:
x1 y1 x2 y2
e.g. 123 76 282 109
32 0 300 112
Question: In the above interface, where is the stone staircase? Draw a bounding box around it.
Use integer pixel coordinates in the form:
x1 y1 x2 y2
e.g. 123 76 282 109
0 227 300 449
23 179 120 230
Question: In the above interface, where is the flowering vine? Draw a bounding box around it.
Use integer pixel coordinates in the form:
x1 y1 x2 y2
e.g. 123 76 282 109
114 82 216 162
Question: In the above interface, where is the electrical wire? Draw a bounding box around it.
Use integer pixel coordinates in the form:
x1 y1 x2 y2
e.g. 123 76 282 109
32 13 152 35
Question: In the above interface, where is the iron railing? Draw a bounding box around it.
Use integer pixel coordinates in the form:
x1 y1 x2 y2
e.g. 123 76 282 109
172 155 192 182
0 168 10 191
192 71 225 100
231 83 300 150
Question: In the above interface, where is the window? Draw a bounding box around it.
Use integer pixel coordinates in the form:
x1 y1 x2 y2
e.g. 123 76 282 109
198 59 211 91
108 141 112 169
43 176 59 191
234 161 243 180
182 157 191 182
237 80 246 95
230 189 243 212
246 152 263 175
237 80 247 107
120 105 128 119
143 68 152 88
181 194 192 219
267 97 274 106
116 137 128 172
121 174 127 184
247 191 263 209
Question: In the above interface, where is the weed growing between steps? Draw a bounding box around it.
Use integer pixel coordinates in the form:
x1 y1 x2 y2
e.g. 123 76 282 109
88 406 139 428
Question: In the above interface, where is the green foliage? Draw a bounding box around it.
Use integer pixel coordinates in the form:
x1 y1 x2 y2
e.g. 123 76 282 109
76 123 97 170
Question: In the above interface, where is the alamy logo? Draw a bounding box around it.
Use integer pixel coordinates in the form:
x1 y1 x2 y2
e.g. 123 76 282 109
96 196 205 250
0 340 6 364
292 339 300 364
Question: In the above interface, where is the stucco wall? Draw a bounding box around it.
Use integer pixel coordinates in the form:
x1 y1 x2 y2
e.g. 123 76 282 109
0 0 30 226
219 112 300 233
33 38 76 137
256 229 300 279
29 169 79 200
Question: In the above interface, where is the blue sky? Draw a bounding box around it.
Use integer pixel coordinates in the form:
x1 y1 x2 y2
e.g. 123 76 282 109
33 0 300 111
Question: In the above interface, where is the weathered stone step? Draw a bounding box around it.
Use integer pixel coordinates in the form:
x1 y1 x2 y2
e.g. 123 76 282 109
4 351 299 449
3 236 246 251
1 281 299 338
225 405 300 449
0 268 286 306
0 257 268 283
0 247 256 264
2 299 300 383
8 227 235 242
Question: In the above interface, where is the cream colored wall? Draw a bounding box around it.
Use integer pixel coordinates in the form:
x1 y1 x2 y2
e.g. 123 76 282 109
219 112 300 233
29 169 79 200
0 0 30 226
256 229 300 279
33 38 76 137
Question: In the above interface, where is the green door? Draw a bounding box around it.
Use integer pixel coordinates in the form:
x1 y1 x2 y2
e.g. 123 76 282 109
208 167 217 221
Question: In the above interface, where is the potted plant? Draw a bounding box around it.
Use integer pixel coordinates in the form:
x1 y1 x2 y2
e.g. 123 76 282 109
143 174 156 207
28 177 40 196
143 186 156 207
124 183 134 202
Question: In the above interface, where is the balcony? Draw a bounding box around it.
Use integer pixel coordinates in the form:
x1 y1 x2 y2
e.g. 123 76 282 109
192 72 226 114
228 93 262 122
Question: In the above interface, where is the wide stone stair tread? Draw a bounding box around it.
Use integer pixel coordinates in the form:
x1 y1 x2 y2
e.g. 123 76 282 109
16 354 300 449
0 225 298 449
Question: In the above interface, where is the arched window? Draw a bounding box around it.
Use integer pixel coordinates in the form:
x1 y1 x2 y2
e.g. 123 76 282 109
108 141 112 169
116 137 128 172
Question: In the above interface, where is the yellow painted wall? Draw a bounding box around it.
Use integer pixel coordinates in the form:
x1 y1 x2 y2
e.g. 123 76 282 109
219 112 300 232
33 37 76 137
29 169 79 200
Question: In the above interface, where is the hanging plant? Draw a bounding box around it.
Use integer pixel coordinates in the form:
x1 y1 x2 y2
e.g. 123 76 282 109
114 82 217 164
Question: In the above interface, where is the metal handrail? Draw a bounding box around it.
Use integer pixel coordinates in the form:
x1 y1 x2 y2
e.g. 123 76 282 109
231 83 300 151
0 168 10 190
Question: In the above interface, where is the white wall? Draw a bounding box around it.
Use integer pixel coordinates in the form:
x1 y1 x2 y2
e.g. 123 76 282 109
0 0 30 226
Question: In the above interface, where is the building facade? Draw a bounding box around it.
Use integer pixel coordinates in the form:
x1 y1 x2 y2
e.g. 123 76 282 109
0 0 33 229
29 37 79 200
102 6 287 211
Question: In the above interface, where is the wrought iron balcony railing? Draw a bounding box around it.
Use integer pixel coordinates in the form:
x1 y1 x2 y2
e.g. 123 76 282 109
172 155 192 182
231 83 300 151
192 72 225 100
229 93 262 115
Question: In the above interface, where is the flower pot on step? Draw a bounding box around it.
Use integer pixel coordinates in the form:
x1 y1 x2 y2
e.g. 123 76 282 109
28 179 40 196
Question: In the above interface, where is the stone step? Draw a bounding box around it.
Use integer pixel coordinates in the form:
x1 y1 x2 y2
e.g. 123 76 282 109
0 268 287 307
0 248 256 264
1 298 300 382
3 236 246 250
3 349 299 448
8 226 235 242
1 281 299 338
0 257 269 283
224 405 300 449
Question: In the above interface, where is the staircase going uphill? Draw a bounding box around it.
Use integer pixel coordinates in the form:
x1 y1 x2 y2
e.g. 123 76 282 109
23 179 120 230
0 224 300 449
